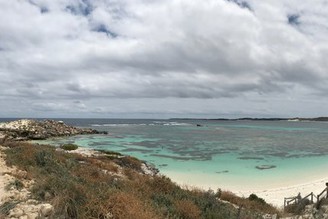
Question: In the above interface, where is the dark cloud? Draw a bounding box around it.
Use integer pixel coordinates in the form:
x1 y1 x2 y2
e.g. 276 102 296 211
92 24 118 38
288 14 301 26
227 0 252 11
40 7 49 14
66 0 93 16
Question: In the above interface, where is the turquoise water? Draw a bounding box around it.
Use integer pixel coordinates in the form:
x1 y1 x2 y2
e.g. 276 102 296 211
36 119 328 191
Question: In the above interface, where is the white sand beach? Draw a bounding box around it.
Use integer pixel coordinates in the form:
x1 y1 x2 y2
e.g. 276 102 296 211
163 171 328 208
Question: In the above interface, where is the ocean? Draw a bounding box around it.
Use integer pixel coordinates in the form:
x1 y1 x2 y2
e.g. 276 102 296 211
21 119 328 191
6 118 328 192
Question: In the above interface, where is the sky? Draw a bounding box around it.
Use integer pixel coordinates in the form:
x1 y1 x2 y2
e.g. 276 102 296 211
0 0 328 118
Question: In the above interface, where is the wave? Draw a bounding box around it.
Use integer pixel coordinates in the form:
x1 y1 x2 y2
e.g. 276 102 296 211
91 124 147 127
91 122 192 127
162 122 192 126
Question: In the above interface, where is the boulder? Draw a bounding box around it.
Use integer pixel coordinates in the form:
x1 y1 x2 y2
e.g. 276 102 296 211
40 203 54 217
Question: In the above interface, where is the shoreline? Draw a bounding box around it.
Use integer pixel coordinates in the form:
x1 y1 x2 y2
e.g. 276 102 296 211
2 119 327 213
162 170 328 207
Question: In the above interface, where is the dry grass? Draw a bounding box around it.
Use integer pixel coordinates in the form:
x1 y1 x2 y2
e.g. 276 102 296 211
175 199 201 219
220 191 279 215
107 191 160 219
2 141 279 218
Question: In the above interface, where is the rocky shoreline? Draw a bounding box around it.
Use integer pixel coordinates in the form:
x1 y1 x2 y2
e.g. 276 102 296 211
0 119 107 142
0 120 160 218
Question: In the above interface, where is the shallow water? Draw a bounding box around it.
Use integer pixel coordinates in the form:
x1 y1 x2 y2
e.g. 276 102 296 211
35 119 328 191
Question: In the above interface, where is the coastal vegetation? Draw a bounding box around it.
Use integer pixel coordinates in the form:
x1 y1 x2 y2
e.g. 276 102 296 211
0 141 279 218
59 143 79 151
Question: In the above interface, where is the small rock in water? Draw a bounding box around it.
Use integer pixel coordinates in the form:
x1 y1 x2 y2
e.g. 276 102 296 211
255 165 276 170
159 164 168 167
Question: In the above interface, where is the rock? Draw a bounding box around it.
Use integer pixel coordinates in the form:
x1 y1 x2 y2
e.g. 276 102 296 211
16 170 28 179
19 215 28 219
44 192 52 200
9 208 24 218
105 212 114 219
141 162 159 176
0 119 107 141
25 199 39 205
40 203 54 217
26 212 39 219
263 214 278 219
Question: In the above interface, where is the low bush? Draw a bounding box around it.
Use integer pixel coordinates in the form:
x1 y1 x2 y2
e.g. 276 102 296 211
248 193 266 205
5 179 24 191
175 199 201 219
220 191 278 215
0 201 18 216
113 156 143 172
60 143 78 151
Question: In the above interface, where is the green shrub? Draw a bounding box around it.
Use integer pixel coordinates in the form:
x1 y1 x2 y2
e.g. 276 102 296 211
35 150 49 166
60 144 78 151
0 201 18 216
248 193 266 205
114 156 143 171
5 179 24 191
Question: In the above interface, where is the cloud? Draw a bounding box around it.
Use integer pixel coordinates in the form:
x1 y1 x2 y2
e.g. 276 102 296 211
0 0 328 117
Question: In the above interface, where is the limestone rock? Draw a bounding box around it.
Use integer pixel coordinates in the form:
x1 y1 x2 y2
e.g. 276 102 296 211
0 119 107 140
40 203 54 217
9 208 24 218
26 212 38 219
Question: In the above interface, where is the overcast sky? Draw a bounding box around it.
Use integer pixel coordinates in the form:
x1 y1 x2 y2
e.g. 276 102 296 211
0 0 328 118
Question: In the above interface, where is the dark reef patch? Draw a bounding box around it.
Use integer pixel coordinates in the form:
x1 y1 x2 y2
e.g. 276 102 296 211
121 148 153 153
159 164 168 167
150 154 211 161
238 156 264 160
255 165 276 170
216 170 229 174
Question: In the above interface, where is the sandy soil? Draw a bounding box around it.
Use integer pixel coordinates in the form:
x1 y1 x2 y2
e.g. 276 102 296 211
0 146 16 205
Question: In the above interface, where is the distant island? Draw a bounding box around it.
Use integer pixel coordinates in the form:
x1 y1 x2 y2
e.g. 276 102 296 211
171 117 328 122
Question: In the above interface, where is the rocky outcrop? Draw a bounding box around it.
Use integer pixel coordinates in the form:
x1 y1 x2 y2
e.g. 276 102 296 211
141 162 159 176
8 201 54 219
0 119 107 141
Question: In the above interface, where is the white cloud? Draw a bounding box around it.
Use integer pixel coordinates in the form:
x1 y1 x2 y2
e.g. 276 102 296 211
0 0 328 117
